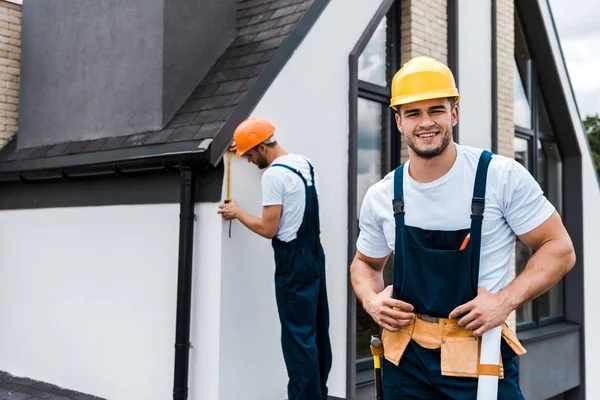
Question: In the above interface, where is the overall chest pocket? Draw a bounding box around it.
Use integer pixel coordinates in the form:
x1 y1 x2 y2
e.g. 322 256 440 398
403 244 474 314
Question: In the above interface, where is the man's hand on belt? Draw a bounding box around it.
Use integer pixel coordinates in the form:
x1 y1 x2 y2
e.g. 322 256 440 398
448 287 511 337
364 285 415 332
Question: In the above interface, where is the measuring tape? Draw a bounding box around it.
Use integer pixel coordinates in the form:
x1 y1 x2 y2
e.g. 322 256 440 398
225 151 232 238
226 151 232 200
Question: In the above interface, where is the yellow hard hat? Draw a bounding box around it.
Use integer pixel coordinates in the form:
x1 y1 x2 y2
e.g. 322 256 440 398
390 56 460 111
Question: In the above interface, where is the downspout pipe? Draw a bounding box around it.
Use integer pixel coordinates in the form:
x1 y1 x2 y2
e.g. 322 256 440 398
173 165 196 400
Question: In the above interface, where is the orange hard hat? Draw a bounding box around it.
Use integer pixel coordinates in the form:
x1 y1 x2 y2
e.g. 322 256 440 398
390 56 460 111
233 118 276 158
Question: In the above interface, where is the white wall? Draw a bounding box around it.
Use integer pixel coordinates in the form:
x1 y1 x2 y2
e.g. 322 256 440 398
458 0 492 150
189 203 224 400
537 0 600 397
0 205 181 400
216 0 389 398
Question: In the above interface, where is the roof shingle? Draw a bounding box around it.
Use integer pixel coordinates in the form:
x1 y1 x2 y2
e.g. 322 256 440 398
0 0 319 169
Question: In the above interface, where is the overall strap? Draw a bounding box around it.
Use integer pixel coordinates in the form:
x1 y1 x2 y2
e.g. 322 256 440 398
305 161 320 234
271 163 308 186
392 164 406 300
469 150 493 294
307 160 315 186
271 161 320 238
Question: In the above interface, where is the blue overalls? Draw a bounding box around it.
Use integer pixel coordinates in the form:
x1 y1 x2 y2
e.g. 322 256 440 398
383 150 525 399
270 160 332 400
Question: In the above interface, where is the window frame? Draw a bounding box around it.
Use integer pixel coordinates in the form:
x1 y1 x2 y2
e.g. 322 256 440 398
348 0 402 383
514 16 565 331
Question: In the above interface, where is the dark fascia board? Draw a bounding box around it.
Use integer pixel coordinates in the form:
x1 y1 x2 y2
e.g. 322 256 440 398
347 1 395 399
0 138 212 182
207 0 331 167
541 0 600 185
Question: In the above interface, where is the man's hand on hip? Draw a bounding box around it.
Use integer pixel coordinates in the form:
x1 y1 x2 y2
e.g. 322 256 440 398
449 287 511 337
364 285 415 332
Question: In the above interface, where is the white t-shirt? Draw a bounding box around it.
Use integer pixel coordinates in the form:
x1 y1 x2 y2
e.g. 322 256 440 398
356 143 555 293
261 154 321 242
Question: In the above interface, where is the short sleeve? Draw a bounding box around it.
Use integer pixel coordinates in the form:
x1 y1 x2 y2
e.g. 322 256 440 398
356 188 391 258
502 160 556 235
261 170 286 206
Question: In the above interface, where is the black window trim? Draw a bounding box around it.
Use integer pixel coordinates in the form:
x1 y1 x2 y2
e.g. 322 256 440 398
347 0 399 396
514 12 566 333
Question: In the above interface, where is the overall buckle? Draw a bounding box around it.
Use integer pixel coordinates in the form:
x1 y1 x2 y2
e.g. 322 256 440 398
393 196 404 215
416 313 439 324
471 197 485 216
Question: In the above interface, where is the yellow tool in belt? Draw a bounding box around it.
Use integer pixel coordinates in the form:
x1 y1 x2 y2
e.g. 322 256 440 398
370 335 383 400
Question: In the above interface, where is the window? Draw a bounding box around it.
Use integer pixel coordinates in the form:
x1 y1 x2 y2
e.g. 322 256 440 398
354 2 401 371
513 14 564 330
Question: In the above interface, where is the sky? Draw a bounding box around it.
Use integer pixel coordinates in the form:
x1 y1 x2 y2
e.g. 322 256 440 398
548 0 600 118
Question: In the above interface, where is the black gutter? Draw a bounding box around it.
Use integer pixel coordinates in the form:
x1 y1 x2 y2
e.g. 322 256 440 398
491 0 498 154
0 137 211 175
447 0 459 143
173 166 197 400
0 148 210 183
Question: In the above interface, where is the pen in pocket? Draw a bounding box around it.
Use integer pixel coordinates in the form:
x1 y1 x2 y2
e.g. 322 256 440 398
459 233 471 250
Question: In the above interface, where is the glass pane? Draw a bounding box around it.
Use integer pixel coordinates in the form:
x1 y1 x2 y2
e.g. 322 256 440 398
514 61 532 129
357 98 390 215
516 239 534 325
358 15 392 87
539 140 563 215
538 89 553 136
539 279 564 320
537 139 547 197
356 97 391 361
537 139 564 320
515 14 531 99
513 136 533 326
514 136 530 169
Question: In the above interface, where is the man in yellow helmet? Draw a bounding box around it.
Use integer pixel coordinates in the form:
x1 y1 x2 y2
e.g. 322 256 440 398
350 56 575 398
218 118 332 400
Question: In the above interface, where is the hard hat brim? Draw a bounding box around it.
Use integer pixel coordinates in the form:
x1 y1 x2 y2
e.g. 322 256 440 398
390 90 460 110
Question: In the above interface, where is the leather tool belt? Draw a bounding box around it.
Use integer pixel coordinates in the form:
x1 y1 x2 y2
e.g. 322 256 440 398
381 314 526 378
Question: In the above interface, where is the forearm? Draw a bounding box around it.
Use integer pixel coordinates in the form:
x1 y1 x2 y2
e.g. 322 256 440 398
236 209 275 239
350 257 386 307
499 238 575 311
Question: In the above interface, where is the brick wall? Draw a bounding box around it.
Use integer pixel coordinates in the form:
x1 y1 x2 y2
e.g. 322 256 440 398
497 0 515 159
497 0 517 332
399 0 447 163
0 0 20 149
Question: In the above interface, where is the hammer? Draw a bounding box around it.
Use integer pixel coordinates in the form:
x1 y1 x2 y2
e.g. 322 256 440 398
370 335 383 400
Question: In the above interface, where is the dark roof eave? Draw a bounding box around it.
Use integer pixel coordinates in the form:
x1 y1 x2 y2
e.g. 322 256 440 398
0 138 213 183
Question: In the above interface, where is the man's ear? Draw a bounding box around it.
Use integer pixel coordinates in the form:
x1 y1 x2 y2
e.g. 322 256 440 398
395 112 404 134
451 105 459 127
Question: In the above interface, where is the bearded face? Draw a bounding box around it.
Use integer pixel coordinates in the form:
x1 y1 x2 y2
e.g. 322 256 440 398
396 98 458 159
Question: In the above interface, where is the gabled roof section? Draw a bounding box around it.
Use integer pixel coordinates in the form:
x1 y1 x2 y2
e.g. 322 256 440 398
0 0 329 174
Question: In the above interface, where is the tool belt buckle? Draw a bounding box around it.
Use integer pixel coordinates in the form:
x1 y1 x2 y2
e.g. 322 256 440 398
417 313 439 324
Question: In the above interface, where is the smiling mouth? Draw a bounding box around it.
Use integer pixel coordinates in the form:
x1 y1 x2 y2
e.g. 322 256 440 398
417 132 438 138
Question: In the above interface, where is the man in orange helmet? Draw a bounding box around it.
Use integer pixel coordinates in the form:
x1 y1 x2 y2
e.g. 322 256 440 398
218 118 332 400
350 56 575 398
